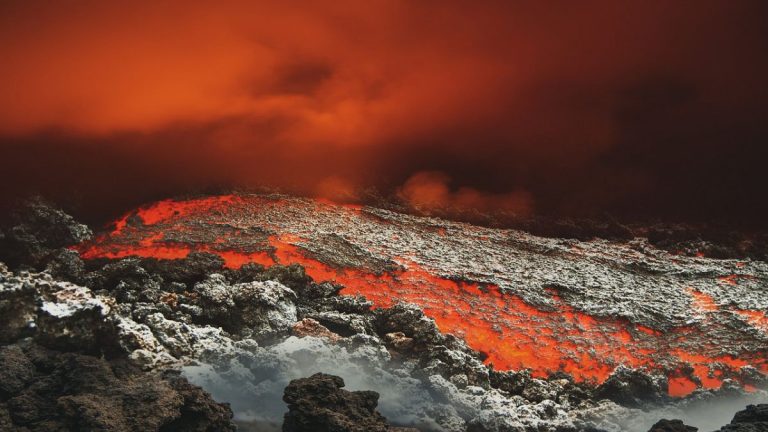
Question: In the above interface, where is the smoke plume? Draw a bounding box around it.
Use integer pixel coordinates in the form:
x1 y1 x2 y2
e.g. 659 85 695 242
1 1 767 227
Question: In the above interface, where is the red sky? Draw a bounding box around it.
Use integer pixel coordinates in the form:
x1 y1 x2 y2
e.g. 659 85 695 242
1 1 767 226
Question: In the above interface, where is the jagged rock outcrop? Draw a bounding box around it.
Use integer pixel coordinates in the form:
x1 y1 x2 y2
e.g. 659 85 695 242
0 197 92 269
193 273 297 340
0 263 238 431
718 404 768 431
595 366 668 408
646 419 697 432
282 373 417 432
0 342 234 432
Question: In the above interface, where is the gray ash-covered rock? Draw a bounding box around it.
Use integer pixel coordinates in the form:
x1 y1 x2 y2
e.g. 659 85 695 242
192 273 298 340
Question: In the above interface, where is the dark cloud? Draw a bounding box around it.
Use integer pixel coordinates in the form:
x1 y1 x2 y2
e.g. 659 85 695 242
1 1 767 227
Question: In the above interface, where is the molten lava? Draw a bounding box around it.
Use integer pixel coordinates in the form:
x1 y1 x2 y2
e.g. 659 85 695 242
75 194 768 396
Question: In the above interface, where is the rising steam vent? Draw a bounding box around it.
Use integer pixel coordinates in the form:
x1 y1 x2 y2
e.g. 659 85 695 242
75 194 768 397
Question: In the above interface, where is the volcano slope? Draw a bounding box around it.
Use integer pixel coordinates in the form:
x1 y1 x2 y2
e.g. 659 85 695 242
76 194 768 398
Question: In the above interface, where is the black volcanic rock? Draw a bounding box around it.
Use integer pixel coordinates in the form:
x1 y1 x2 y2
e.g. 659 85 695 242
282 373 415 432
0 341 235 432
647 419 698 432
0 197 92 269
594 366 667 407
718 404 768 431
140 252 226 285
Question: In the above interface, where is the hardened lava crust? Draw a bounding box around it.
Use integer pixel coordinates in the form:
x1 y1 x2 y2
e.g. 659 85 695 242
76 194 768 397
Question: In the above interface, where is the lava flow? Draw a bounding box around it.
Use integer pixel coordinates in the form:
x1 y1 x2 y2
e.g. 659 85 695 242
74 194 768 396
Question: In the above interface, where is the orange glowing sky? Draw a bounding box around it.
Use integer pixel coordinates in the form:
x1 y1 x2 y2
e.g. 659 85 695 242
1 1 767 225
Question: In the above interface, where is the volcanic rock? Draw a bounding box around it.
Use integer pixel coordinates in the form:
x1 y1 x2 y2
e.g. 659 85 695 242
0 263 38 343
0 197 92 269
595 366 668 408
193 274 297 339
0 341 235 432
718 404 768 431
292 318 342 342
3 198 768 432
646 419 698 432
140 252 226 284
74 194 768 394
282 373 416 432
384 331 415 352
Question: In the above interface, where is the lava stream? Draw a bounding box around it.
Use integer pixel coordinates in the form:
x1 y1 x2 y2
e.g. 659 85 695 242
74 195 768 396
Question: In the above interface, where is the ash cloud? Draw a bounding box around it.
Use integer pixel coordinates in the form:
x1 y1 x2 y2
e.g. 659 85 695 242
182 336 460 430
1 1 768 227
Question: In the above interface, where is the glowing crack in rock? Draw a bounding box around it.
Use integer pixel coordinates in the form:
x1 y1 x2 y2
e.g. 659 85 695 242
75 194 768 396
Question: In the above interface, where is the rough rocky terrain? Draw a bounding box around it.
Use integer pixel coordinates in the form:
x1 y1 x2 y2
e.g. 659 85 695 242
0 196 766 431
76 194 768 394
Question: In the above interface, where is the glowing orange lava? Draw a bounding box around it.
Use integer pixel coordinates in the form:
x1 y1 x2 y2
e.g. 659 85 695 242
73 195 768 397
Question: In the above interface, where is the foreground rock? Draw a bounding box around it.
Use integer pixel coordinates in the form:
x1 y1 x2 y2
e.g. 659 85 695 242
718 404 768 431
647 419 697 431
3 255 767 432
282 373 417 432
0 342 234 432
0 263 238 431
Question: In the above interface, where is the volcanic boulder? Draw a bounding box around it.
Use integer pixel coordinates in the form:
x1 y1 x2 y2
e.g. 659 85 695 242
282 373 417 432
647 419 698 432
594 366 668 407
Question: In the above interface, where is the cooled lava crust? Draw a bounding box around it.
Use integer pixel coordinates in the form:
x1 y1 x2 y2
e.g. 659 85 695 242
75 194 768 397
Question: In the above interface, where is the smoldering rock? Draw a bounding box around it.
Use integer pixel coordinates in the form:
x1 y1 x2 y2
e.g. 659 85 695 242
3 257 761 432
181 328 629 432
375 303 491 388
645 224 768 261
5 200 768 432
83 257 161 294
0 345 35 399
34 282 117 355
0 263 239 431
